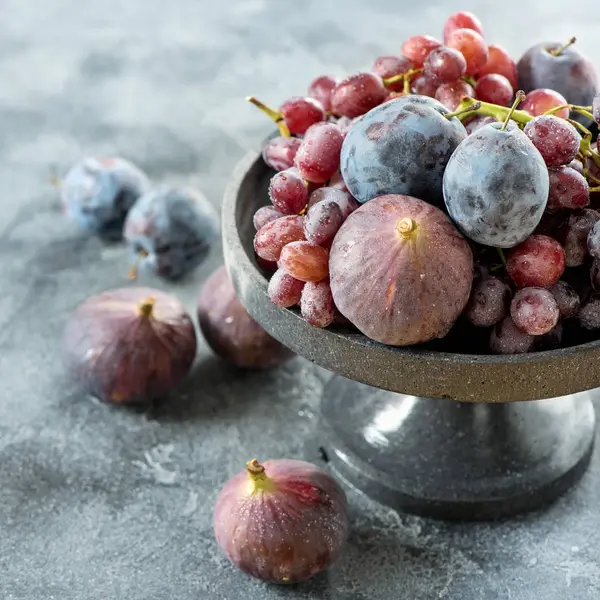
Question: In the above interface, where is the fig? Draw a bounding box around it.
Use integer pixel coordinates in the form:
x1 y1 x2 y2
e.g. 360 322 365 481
213 458 349 583
329 194 474 345
198 266 294 369
63 287 197 404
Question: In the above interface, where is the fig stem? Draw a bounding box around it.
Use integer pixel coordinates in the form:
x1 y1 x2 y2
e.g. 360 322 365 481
246 458 274 492
501 90 525 131
137 297 156 318
549 36 576 56
246 96 291 137
397 217 418 239
383 68 422 87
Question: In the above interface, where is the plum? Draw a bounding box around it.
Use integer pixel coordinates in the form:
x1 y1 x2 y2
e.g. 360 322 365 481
124 185 219 280
198 266 294 369
443 121 549 248
61 156 150 240
213 458 348 583
340 95 467 205
329 194 473 346
63 287 197 405
517 41 598 114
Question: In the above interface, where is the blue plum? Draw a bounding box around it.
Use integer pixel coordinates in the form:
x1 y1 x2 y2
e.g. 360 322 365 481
517 41 598 114
124 186 219 280
61 157 150 240
340 95 467 205
443 122 549 248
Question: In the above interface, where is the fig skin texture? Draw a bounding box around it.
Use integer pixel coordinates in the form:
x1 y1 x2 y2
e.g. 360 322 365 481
329 194 474 345
213 458 349 584
198 266 294 369
63 287 197 405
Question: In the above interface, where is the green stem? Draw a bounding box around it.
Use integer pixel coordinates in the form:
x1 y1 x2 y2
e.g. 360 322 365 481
383 68 423 87
453 95 533 127
549 36 576 56
246 96 291 137
444 101 481 120
461 75 477 87
246 459 275 493
501 90 526 131
496 248 507 266
544 103 596 122
137 297 156 318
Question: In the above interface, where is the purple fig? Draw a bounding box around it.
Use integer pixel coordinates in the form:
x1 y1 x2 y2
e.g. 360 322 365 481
213 458 349 583
63 287 197 404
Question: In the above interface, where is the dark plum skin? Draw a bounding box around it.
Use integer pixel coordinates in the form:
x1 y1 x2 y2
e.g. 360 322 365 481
62 287 197 404
213 459 348 584
61 157 150 240
340 95 467 205
517 42 598 114
124 186 219 280
198 266 294 369
443 122 549 248
330 194 473 346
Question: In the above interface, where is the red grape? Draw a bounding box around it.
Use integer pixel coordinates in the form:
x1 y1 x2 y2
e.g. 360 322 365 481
569 159 584 176
253 205 284 231
308 187 358 218
591 259 600 291
489 317 534 354
423 47 467 85
550 280 580 319
300 280 335 327
593 94 600 125
510 287 559 336
328 171 349 193
304 200 344 247
588 221 600 258
476 44 518 89
506 235 566 288
372 55 413 92
411 75 438 97
294 122 344 184
523 116 580 167
559 209 600 267
464 276 511 327
262 136 302 173
445 28 488 76
279 97 325 135
254 215 305 261
443 11 484 42
465 115 496 135
579 294 600 330
401 35 443 68
268 168 308 215
521 89 569 119
268 268 305 308
331 72 387 118
547 167 590 212
435 80 474 110
279 241 329 282
474 73 513 106
308 75 337 113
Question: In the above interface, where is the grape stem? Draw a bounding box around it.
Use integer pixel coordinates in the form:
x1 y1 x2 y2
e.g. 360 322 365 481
501 91 526 131
590 186 600 193
549 36 577 56
444 101 482 120
383 68 423 87
128 248 149 280
461 75 477 87
137 297 156 318
246 96 291 137
496 248 507 266
544 103 595 122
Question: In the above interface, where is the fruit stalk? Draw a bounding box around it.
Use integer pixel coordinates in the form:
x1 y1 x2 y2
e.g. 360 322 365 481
501 90 525 131
383 68 423 87
544 103 595 122
137 297 156 318
549 36 576 57
246 96 291 137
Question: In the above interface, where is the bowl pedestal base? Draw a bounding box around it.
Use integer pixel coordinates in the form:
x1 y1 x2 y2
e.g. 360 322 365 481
318 376 596 521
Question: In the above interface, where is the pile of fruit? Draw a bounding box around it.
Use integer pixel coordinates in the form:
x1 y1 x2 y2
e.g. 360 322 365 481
250 11 600 355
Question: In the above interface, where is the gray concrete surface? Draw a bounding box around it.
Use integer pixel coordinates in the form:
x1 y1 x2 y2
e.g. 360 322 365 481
2 1 600 598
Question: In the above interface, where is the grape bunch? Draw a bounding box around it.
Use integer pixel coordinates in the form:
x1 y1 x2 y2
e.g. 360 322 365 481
249 10 600 355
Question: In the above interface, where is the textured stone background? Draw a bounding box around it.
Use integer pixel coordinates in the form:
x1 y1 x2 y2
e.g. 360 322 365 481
2 1 600 598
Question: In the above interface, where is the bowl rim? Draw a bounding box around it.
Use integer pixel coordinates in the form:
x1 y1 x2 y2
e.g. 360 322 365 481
222 147 600 369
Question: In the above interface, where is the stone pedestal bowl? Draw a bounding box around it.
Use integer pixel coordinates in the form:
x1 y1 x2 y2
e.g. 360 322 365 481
222 149 598 521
